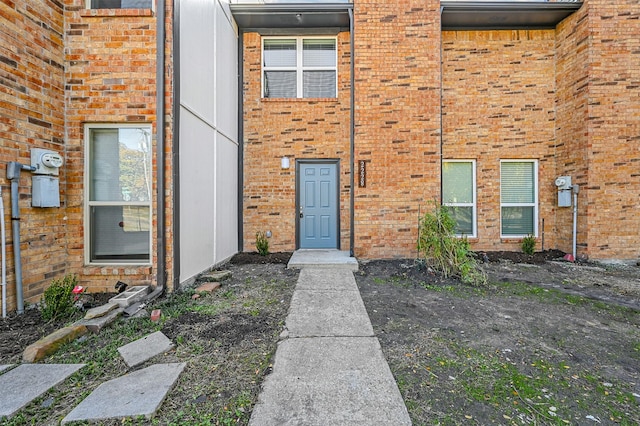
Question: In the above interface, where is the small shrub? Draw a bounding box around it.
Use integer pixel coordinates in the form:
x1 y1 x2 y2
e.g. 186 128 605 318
521 234 536 255
417 204 487 286
256 231 269 256
41 274 78 321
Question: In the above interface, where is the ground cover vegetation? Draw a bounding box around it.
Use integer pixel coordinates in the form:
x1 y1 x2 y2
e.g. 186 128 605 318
1 250 639 425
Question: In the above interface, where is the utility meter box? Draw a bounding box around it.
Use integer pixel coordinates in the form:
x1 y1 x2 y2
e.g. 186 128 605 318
558 190 572 207
31 148 63 176
32 175 60 207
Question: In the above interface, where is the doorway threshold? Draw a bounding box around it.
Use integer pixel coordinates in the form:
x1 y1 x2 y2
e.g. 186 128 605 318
287 249 358 271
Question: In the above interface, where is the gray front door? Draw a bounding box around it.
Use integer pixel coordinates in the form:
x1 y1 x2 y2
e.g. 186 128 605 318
298 162 338 249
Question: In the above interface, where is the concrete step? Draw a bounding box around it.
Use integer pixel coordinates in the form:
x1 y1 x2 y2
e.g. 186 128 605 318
287 250 359 271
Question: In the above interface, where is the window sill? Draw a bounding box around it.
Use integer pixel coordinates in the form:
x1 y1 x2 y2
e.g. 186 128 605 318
80 9 154 18
261 97 338 103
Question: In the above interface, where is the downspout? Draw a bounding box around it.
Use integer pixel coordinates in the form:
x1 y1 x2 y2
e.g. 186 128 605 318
172 0 181 291
439 6 444 206
237 30 244 253
349 7 355 257
149 0 166 300
1 186 6 318
6 162 36 314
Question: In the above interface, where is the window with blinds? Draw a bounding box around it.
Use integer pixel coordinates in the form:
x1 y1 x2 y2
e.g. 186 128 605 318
89 0 152 9
500 160 538 237
263 37 337 99
85 125 152 264
443 160 476 237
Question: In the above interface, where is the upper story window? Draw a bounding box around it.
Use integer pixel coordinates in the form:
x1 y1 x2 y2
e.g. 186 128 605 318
262 37 337 99
89 0 153 9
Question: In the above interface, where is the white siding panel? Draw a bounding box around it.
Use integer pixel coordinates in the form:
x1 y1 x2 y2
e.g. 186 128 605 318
215 4 238 140
178 0 239 285
179 108 216 283
215 133 238 264
180 0 216 121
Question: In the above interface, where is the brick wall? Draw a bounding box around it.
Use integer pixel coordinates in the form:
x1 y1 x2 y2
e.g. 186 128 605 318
582 0 640 261
556 0 640 261
64 0 174 293
353 0 442 258
555 2 590 257
0 0 66 311
242 32 352 253
442 30 557 252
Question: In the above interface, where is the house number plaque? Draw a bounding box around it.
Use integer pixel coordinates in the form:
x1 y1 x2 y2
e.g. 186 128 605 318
359 160 366 188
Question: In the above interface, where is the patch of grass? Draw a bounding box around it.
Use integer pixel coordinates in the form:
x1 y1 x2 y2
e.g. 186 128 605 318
217 391 253 425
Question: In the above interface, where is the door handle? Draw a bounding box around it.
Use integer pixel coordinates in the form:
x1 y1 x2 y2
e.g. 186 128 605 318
299 206 303 218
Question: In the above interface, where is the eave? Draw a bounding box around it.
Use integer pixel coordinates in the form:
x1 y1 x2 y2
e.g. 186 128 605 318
441 1 584 31
229 3 352 35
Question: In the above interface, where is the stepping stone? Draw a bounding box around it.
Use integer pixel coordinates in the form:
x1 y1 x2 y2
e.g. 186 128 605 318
118 331 175 368
84 302 119 320
0 365 12 373
75 306 124 334
22 325 88 363
0 364 84 418
200 270 231 282
195 282 221 293
61 363 186 424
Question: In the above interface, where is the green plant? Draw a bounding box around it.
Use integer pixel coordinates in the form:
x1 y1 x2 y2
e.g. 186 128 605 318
41 274 78 321
521 234 536 255
417 204 486 286
256 230 269 256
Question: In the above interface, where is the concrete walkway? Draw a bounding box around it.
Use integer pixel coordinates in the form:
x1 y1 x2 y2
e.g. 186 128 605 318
249 254 411 425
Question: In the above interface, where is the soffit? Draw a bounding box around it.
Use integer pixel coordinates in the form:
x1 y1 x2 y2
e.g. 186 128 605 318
441 1 584 30
230 3 352 34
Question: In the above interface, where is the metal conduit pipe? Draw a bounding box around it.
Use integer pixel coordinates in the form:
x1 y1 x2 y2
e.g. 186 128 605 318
1 186 6 318
145 0 166 303
7 162 36 314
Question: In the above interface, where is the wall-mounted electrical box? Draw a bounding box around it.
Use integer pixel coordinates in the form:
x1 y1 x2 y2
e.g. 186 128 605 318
32 175 60 207
31 148 63 176
555 175 572 207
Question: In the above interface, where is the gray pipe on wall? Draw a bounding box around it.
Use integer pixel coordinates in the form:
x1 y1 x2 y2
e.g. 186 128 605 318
6 162 36 314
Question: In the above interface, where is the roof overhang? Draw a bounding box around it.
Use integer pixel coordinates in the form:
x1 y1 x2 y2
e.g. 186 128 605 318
230 3 352 34
441 1 584 30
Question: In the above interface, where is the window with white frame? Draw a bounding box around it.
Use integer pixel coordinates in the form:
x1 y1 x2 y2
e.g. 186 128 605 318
262 37 337 99
500 160 538 237
443 160 476 237
88 0 153 9
85 125 152 264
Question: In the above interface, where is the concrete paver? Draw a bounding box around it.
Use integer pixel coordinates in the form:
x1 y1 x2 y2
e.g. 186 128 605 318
286 289 374 337
0 365 12 373
0 364 84 418
250 337 410 426
61 363 186 424
250 253 411 425
118 331 175 368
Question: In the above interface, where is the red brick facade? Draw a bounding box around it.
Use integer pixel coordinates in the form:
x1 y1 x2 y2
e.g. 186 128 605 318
242 32 352 252
1 0 638 313
241 0 640 262
0 0 173 312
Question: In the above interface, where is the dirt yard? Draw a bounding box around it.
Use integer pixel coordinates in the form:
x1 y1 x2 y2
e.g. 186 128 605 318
1 250 639 425
356 252 640 425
